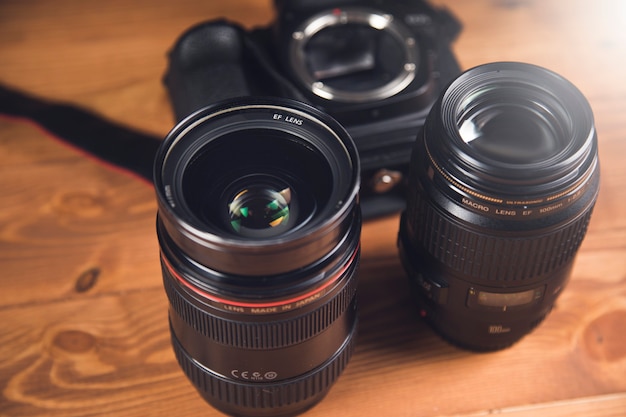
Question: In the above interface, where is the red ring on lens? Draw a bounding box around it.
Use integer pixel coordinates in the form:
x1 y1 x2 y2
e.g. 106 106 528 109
161 244 359 309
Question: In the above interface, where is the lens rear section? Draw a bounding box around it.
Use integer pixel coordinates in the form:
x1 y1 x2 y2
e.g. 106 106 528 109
154 98 361 416
399 62 600 350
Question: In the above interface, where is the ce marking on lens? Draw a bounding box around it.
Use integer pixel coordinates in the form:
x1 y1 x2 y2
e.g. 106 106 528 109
231 370 279 381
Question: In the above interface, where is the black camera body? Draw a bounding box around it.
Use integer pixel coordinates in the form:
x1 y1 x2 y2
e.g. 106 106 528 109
164 0 461 217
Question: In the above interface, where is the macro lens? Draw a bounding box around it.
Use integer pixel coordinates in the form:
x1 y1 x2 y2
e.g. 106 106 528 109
398 62 600 351
154 98 361 416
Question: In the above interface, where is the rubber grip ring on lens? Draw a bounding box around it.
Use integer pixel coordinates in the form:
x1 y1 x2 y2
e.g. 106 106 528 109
162 259 359 349
406 191 594 281
171 318 357 412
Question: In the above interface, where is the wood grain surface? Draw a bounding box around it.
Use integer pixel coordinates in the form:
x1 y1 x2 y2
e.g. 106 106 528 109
1 0 625 416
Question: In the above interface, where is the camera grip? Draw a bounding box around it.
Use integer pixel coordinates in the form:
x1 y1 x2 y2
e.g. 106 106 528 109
164 21 252 121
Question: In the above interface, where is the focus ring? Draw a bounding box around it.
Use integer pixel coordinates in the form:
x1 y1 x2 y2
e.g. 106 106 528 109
162 261 359 349
406 192 593 281
171 322 356 412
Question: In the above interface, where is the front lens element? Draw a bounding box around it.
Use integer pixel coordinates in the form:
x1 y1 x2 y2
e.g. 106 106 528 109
458 98 564 164
227 183 293 235
220 174 305 239
181 128 329 245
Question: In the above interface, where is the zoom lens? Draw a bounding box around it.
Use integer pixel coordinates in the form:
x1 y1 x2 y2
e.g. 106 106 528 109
398 62 600 351
154 98 361 416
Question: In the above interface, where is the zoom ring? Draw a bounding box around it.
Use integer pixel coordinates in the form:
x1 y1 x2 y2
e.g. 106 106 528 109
163 265 359 349
406 194 594 281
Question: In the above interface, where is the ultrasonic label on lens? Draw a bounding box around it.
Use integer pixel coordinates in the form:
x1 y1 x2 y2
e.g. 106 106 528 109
454 176 594 221
427 152 599 221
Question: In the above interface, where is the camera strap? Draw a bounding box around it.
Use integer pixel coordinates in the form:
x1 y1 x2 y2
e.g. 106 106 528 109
0 83 160 184
242 27 310 104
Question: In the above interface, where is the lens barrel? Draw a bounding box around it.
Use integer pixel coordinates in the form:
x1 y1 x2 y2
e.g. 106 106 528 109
399 62 600 351
154 98 361 416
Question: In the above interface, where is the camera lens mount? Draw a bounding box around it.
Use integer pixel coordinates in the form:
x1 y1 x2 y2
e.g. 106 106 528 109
289 7 419 103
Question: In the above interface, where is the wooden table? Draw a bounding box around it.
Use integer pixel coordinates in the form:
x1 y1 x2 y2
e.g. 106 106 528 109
1 1 625 416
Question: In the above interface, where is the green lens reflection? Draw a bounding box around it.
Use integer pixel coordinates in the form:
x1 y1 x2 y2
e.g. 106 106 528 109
228 186 292 236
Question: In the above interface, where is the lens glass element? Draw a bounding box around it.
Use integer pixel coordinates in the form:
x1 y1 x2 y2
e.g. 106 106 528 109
226 178 297 238
457 86 566 164
182 128 327 238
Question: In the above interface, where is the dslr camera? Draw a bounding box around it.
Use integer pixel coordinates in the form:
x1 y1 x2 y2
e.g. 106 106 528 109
164 0 461 217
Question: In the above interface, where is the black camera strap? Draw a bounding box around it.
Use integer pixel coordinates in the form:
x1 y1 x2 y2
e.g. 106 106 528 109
242 28 310 104
0 83 160 184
